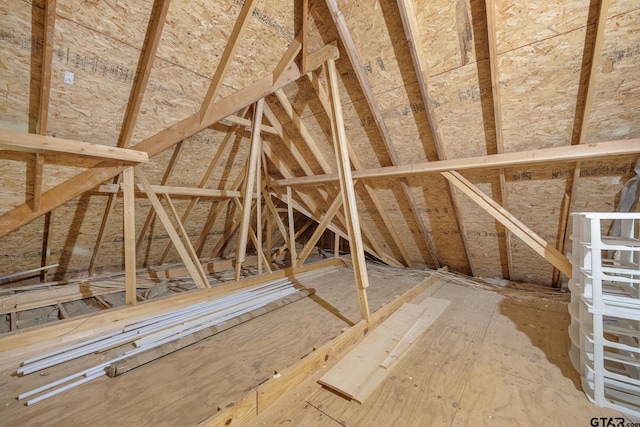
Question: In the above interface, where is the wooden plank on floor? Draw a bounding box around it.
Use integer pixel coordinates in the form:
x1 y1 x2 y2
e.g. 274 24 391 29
318 297 450 404
200 273 444 427
380 299 451 369
311 285 495 426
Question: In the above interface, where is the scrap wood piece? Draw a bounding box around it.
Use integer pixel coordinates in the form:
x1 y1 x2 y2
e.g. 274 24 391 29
107 287 315 377
318 297 450 404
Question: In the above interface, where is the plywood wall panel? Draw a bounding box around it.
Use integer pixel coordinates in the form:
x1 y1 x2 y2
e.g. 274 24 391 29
56 0 153 51
278 78 327 121
156 0 241 80
217 29 286 99
499 27 592 152
408 175 470 274
586 8 640 144
504 164 568 284
335 0 414 95
167 128 246 189
494 0 593 53
0 152 32 213
416 0 487 76
375 82 438 165
429 61 495 159
40 155 97 193
131 58 208 145
456 170 509 279
0 0 44 132
46 17 138 145
572 156 640 213
46 194 114 279
371 178 436 268
0 217 45 277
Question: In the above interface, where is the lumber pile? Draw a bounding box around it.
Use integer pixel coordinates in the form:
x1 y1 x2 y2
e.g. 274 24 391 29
16 279 311 406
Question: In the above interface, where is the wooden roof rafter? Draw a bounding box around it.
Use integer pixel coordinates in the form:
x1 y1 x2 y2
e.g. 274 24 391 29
275 85 413 266
483 0 514 280
161 106 251 264
303 72 418 268
32 0 57 213
118 0 171 149
262 92 404 268
394 0 475 275
555 0 612 287
262 133 402 268
325 0 441 269
199 0 260 123
89 0 171 275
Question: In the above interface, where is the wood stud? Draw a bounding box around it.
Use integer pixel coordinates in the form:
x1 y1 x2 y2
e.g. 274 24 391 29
483 0 514 280
326 58 370 321
122 167 137 305
235 100 265 280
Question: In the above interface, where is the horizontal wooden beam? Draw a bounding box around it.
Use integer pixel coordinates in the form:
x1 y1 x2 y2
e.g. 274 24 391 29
273 139 640 187
442 171 572 277
0 129 149 163
0 283 126 315
97 183 245 199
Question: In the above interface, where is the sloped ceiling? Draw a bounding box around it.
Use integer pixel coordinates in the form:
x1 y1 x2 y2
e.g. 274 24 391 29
0 0 638 286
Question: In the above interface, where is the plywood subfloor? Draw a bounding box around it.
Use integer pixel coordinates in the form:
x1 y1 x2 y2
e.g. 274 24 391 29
0 262 425 427
253 279 628 426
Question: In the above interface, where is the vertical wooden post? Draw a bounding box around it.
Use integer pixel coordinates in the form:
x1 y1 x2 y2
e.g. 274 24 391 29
256 143 263 275
40 211 53 283
334 231 340 259
301 0 308 72
235 99 265 281
325 59 370 321
287 186 297 266
122 167 137 306
32 154 44 212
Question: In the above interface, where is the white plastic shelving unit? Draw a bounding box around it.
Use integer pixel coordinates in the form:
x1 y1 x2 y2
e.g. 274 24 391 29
569 212 640 417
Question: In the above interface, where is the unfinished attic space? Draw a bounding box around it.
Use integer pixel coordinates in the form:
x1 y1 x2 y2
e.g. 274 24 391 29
1 0 640 424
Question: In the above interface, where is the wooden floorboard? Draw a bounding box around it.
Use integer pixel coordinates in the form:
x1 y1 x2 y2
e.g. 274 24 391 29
0 264 423 427
257 280 627 426
0 268 629 426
